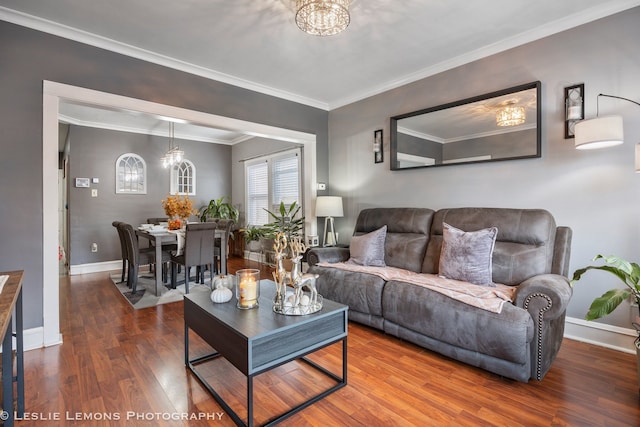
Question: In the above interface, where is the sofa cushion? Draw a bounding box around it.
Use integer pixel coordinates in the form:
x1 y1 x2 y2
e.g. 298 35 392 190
423 208 557 285
353 208 434 272
382 280 534 364
439 223 497 286
348 225 387 267
308 265 386 318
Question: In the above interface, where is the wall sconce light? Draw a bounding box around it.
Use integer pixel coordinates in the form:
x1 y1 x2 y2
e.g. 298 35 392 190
564 83 584 139
374 129 383 164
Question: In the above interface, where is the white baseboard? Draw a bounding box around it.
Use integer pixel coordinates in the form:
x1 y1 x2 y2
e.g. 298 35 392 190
564 316 636 354
69 260 121 275
1 327 63 354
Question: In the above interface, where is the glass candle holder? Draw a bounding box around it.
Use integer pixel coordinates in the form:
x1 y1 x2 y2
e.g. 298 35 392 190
236 269 260 309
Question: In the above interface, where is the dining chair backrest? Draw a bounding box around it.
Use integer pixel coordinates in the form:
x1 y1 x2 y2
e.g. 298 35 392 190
112 221 128 281
112 220 126 255
118 222 141 266
184 222 217 267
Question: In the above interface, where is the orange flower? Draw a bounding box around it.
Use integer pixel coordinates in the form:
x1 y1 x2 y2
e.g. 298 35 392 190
162 195 196 219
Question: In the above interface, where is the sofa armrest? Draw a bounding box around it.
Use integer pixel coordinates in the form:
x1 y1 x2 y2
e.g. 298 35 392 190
514 274 572 320
307 247 350 266
514 273 572 381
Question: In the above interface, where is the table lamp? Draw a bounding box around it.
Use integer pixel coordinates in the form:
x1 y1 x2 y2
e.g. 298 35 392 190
315 196 343 247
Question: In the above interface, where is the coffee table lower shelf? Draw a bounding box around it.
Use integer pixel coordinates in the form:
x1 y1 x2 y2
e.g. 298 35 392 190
186 338 346 427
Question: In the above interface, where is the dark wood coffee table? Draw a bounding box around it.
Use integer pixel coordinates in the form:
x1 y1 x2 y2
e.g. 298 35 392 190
184 281 348 427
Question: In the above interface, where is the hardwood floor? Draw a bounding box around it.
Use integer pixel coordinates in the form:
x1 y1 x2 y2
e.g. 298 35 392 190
17 257 640 426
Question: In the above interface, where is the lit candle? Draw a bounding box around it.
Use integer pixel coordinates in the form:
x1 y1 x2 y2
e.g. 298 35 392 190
236 269 260 309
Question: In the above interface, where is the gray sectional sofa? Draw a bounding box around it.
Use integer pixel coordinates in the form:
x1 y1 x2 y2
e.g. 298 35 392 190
307 207 572 382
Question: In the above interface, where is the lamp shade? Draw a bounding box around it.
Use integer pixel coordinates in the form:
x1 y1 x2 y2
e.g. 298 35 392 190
635 144 640 173
574 116 624 150
315 196 343 217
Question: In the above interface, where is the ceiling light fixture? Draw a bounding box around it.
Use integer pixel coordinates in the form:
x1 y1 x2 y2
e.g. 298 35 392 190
161 122 184 168
295 0 350 36
496 103 526 127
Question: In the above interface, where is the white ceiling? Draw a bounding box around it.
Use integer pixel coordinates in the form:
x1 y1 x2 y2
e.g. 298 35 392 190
2 0 639 111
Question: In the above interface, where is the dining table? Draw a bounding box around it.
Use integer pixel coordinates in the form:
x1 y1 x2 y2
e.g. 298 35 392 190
136 227 228 296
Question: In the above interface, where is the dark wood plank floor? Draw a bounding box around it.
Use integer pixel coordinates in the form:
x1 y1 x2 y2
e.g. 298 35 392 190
17 257 640 426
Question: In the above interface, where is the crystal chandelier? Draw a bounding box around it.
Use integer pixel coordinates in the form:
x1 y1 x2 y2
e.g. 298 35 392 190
161 122 184 168
295 0 350 36
496 103 525 127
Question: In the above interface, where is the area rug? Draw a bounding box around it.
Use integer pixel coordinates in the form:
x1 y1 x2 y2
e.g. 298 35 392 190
110 272 212 309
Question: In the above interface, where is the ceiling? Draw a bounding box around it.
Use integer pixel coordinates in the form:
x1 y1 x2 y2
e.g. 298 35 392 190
2 0 639 145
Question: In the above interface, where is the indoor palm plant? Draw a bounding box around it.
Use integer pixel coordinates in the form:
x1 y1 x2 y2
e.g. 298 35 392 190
261 201 305 242
572 254 640 391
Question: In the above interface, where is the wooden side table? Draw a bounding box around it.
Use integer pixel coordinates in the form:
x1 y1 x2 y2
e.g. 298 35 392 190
0 271 24 426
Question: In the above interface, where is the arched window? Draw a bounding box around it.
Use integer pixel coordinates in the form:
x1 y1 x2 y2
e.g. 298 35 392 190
170 159 196 195
115 153 147 194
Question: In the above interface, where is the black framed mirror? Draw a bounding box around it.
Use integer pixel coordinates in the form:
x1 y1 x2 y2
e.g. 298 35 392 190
390 81 541 170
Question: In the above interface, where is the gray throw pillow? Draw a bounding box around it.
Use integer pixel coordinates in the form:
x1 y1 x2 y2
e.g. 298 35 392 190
347 225 387 267
439 222 498 286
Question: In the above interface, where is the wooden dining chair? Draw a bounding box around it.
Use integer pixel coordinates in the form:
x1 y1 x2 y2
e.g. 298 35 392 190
118 222 171 293
170 222 217 293
212 218 235 274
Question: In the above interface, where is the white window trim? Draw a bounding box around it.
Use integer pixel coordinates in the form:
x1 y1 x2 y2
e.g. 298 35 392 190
115 153 147 194
170 159 196 195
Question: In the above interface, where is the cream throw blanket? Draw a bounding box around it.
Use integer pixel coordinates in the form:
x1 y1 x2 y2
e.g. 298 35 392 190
316 262 517 313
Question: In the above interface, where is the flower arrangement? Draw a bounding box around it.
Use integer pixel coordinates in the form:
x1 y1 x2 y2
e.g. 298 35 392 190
162 195 196 222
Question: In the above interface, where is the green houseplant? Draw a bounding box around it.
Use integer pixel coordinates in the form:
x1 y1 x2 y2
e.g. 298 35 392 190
571 255 640 321
261 201 305 242
242 225 266 252
199 196 239 223
572 254 640 392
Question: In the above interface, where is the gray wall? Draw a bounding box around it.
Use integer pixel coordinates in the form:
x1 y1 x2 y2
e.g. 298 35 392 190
328 8 640 329
67 125 231 265
443 128 537 162
0 21 328 330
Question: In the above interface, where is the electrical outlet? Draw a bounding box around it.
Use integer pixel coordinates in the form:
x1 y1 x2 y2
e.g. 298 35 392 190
317 182 326 190
91 243 98 253
91 189 98 197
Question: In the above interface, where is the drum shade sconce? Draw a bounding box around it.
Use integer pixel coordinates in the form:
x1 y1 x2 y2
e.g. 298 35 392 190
564 84 584 139
574 94 640 151
574 93 640 172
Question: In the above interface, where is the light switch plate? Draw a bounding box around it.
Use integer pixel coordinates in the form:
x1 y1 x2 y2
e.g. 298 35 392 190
91 189 98 197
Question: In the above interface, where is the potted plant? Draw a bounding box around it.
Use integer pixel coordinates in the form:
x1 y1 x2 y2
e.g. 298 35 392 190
571 254 640 391
199 196 239 222
261 201 305 242
242 225 266 252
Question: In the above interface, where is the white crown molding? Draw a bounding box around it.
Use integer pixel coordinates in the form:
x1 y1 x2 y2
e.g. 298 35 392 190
0 7 330 111
58 113 235 145
329 0 640 109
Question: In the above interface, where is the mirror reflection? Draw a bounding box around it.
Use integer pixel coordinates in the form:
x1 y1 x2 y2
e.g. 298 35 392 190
390 81 541 170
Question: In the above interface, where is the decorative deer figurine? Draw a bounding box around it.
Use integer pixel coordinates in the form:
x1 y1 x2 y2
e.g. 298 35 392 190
289 237 319 306
272 232 288 309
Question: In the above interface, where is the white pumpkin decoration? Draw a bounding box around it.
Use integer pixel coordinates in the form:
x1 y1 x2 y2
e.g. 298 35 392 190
210 285 232 303
212 274 233 290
